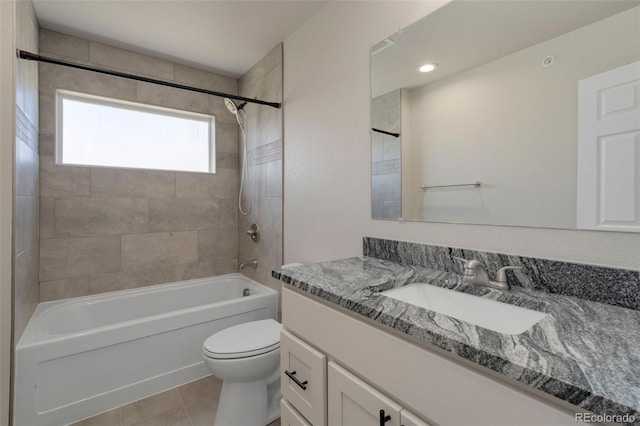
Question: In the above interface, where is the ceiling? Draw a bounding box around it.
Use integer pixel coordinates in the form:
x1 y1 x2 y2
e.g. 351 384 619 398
32 0 327 78
371 0 640 97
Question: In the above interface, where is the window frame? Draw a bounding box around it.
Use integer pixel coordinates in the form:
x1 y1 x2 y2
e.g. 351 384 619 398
55 89 216 174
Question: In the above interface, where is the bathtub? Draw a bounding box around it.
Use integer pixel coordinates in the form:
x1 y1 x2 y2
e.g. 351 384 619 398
14 273 277 426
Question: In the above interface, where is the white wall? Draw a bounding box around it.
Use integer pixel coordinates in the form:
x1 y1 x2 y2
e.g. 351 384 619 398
0 1 15 424
283 0 640 269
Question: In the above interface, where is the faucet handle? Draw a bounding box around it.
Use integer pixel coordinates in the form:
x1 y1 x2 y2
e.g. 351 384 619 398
452 256 468 266
494 266 523 283
452 256 468 271
453 257 481 277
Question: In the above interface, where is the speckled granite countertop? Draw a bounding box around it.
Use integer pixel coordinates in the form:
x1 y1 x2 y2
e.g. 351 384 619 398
273 257 640 424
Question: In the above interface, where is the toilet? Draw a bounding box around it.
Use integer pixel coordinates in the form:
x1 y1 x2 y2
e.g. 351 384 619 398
203 319 282 426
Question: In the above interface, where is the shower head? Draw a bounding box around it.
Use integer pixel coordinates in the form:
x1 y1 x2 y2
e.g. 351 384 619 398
224 98 246 115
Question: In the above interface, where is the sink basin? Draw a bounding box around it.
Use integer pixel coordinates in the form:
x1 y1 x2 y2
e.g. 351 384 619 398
381 283 548 335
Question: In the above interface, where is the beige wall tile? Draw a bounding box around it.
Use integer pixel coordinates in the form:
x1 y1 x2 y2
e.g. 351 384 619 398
88 263 175 295
149 198 218 232
14 247 39 341
55 198 149 237
259 197 282 237
175 172 216 199
40 29 89 62
240 44 282 91
215 228 238 259
15 0 40 345
215 259 238 275
14 196 37 255
39 62 138 102
219 198 238 230
39 133 54 156
38 32 252 299
265 158 283 198
89 42 175 81
40 276 90 302
40 196 54 239
174 64 237 94
15 138 38 196
38 93 55 134
174 261 218 281
121 231 197 270
216 152 238 170
40 235 121 281
197 230 216 263
137 82 209 114
236 44 283 289
214 168 239 199
91 168 175 198
40 156 91 197
240 264 268 285
197 228 237 263
216 121 239 154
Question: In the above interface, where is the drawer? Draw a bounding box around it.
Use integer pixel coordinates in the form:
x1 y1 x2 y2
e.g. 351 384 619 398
281 398 312 426
281 330 327 426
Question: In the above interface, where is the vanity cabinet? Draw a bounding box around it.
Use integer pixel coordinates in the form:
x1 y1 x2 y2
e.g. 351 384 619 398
328 361 430 426
280 287 578 426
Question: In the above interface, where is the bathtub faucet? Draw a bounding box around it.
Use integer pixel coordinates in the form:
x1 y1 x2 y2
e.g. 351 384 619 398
239 260 258 271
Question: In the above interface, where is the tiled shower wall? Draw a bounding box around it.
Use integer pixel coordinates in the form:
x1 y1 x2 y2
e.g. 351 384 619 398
38 29 242 301
237 45 283 314
371 89 401 220
14 0 39 341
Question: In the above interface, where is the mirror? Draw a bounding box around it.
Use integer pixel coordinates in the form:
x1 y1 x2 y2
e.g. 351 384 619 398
371 1 640 231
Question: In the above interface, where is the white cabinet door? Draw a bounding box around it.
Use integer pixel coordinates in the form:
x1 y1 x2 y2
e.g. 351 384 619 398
281 399 312 426
281 330 327 426
328 361 402 426
401 409 431 426
577 60 640 232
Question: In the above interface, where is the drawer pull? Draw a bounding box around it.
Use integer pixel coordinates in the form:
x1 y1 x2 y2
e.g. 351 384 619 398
284 370 308 390
379 409 391 426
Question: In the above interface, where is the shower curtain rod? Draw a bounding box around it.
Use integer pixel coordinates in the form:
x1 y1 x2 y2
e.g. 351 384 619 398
17 50 282 109
371 128 400 138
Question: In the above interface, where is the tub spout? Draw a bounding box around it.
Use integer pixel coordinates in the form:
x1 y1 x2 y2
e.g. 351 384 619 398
239 260 258 271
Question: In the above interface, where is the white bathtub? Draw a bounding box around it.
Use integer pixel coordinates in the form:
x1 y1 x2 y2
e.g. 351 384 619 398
14 273 277 426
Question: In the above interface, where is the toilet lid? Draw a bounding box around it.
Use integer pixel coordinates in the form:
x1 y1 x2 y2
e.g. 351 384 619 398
203 319 281 359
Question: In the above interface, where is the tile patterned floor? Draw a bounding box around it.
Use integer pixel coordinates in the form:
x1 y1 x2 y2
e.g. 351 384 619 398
71 376 281 426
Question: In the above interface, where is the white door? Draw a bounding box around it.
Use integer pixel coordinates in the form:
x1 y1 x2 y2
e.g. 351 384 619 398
577 61 640 232
328 362 402 426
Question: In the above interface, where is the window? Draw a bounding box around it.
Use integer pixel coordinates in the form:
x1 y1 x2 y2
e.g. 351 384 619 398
56 90 215 173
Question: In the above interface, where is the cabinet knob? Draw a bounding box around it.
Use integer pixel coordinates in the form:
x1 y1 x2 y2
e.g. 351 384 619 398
284 370 308 390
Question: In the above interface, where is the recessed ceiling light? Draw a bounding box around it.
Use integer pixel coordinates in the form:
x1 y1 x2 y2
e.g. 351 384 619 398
418 63 438 73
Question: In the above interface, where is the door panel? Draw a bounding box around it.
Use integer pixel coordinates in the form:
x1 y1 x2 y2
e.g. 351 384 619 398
577 61 640 232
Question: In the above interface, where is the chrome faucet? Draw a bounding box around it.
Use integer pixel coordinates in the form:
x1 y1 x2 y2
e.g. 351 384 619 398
239 259 258 271
453 257 522 290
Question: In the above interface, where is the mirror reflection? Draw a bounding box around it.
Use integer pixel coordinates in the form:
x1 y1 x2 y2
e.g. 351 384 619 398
371 1 640 231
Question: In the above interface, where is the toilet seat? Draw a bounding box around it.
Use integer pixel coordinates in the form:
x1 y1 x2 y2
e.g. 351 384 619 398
204 319 281 360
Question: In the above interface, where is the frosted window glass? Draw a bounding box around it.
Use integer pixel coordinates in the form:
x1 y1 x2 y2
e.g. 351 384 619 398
57 91 215 173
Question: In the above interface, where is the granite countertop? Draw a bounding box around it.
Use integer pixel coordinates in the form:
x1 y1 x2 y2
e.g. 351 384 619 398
273 257 640 425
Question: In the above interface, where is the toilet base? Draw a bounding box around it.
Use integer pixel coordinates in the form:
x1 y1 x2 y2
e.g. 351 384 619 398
215 379 279 426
